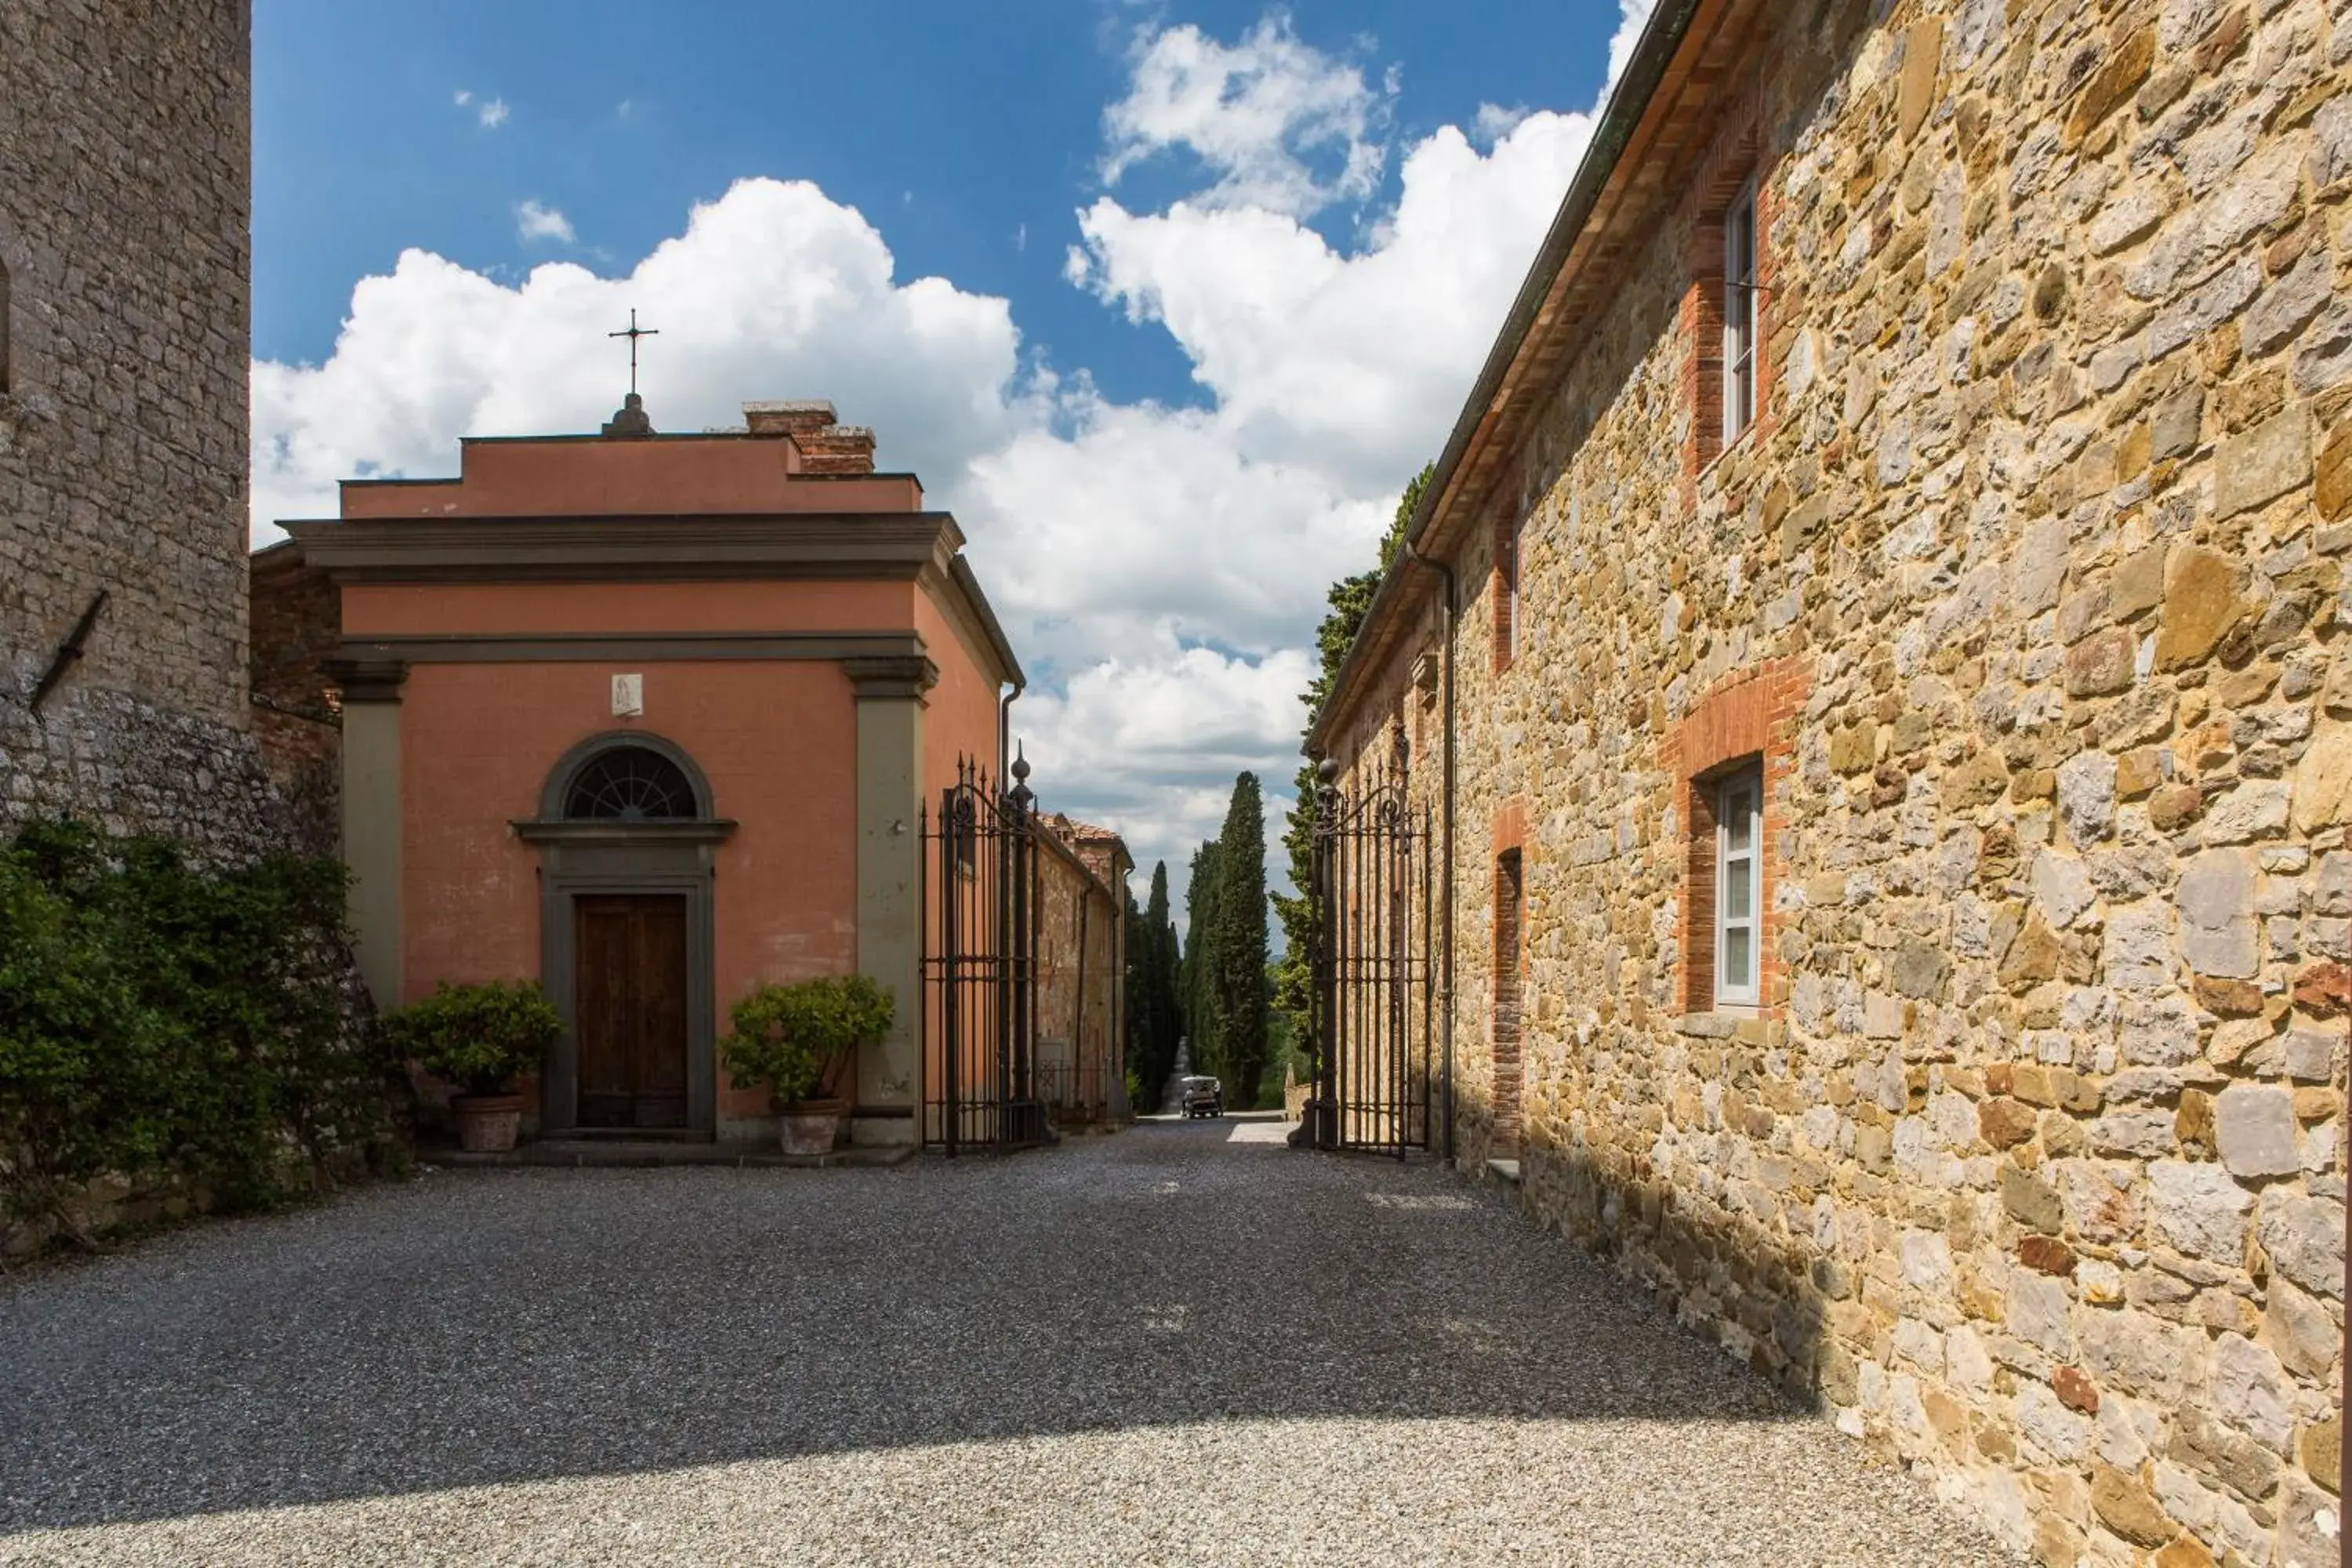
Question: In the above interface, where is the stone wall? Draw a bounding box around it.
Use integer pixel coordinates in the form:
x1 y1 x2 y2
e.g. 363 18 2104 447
0 0 274 856
249 548 342 857
1328 1 2348 1562
1035 816 1125 1123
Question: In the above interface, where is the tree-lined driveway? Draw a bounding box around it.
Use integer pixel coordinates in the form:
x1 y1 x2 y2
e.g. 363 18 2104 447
0 1115 2018 1565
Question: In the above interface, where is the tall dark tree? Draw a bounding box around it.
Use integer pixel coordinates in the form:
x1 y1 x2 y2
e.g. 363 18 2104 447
1125 862 1183 1112
1123 888 1152 1102
1179 840 1223 1077
1144 863 1180 1098
1206 772 1270 1105
1272 463 1434 1043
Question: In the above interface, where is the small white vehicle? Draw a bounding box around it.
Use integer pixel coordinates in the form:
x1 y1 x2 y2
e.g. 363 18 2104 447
1178 1075 1225 1118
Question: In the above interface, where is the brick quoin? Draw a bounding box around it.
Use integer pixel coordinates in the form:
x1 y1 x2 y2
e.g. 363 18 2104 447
1663 658 1809 1018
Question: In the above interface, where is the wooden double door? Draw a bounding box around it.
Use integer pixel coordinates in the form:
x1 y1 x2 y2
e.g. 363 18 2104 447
575 895 689 1130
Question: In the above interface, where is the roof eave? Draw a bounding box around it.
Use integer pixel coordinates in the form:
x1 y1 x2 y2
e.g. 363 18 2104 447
1307 0 1706 754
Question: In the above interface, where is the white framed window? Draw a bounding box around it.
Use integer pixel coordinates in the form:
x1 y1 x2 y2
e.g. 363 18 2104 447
1722 180 1759 444
1714 764 1762 1007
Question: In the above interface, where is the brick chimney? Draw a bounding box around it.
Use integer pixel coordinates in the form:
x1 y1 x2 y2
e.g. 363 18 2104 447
742 400 835 438
797 424 877 474
741 399 877 474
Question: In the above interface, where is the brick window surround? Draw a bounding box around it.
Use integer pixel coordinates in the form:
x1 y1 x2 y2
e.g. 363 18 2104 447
1491 502 1522 675
1492 832 1526 1149
1488 798 1530 1147
1662 659 1809 1017
1677 104 1775 495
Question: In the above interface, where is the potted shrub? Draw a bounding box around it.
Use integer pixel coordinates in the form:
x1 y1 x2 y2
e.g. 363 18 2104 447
722 975 894 1156
384 980 561 1153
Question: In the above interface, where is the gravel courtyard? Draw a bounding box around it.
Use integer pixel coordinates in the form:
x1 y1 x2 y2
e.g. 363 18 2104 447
0 1116 2020 1566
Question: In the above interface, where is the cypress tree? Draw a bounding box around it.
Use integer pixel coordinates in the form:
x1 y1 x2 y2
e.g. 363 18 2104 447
1141 862 1180 1106
1123 862 1186 1112
1123 888 1152 1105
1208 772 1270 1105
1180 840 1223 1078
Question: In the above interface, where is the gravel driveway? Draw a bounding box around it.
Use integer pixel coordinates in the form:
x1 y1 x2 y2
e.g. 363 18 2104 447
0 1115 2019 1566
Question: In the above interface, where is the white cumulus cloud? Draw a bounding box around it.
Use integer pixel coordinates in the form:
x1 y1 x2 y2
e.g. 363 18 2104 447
1100 15 1392 219
1068 107 1599 493
1472 102 1530 146
514 200 575 245
479 97 510 129
255 6 1662 910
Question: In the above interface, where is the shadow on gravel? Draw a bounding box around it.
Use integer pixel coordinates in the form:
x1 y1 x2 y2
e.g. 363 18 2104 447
0 1113 1813 1533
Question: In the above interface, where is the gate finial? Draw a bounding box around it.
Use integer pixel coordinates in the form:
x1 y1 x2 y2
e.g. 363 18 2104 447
1008 742 1035 810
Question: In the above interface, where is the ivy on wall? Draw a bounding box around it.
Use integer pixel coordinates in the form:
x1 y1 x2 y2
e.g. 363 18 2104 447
0 820 406 1254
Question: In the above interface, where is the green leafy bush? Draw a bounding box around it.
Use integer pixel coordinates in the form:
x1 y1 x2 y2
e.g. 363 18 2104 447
0 819 405 1251
722 975 894 1107
383 980 561 1097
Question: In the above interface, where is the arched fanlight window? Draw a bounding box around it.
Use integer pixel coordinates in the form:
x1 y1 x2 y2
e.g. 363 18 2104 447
564 746 699 822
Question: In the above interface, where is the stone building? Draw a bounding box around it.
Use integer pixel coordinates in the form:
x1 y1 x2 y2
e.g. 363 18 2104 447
1313 0 2348 1561
1036 813 1133 1127
0 0 278 851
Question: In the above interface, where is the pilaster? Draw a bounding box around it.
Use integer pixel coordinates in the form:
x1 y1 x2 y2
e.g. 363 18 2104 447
328 658 406 1010
848 655 935 1145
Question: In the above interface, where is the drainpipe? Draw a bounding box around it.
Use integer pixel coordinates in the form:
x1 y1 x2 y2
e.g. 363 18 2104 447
998 683 1023 789
1402 538 1458 1169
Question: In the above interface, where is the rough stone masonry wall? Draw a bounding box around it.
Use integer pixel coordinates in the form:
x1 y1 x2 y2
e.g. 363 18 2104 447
0 0 277 856
249 554 343 858
1034 829 1120 1119
1334 0 2352 1562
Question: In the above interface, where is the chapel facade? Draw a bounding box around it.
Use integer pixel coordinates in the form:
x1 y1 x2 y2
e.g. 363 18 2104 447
260 398 1024 1146
1314 0 2349 1561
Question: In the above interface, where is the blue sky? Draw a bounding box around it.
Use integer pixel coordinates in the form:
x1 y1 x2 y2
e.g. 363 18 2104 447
252 1 1650 902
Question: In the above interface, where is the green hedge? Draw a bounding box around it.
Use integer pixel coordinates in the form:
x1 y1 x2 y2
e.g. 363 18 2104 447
0 820 407 1251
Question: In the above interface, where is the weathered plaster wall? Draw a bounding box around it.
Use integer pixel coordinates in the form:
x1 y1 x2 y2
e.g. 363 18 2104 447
0 0 276 852
913 587 1007 805
1334 1 2350 1562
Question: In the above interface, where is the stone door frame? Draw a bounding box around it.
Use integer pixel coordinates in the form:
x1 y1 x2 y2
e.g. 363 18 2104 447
514 731 735 1138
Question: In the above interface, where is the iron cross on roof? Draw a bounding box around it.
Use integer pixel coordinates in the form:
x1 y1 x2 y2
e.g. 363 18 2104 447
608 309 659 396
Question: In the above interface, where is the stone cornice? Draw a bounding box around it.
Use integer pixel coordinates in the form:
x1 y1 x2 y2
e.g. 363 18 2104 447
282 513 964 586
336 630 928 665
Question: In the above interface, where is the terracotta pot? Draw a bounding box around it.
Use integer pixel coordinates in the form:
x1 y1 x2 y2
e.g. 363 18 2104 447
777 1097 848 1157
452 1092 524 1153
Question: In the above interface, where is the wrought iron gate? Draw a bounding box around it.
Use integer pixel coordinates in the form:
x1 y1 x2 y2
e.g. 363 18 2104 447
921 756 1045 1152
1306 753 1436 1156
